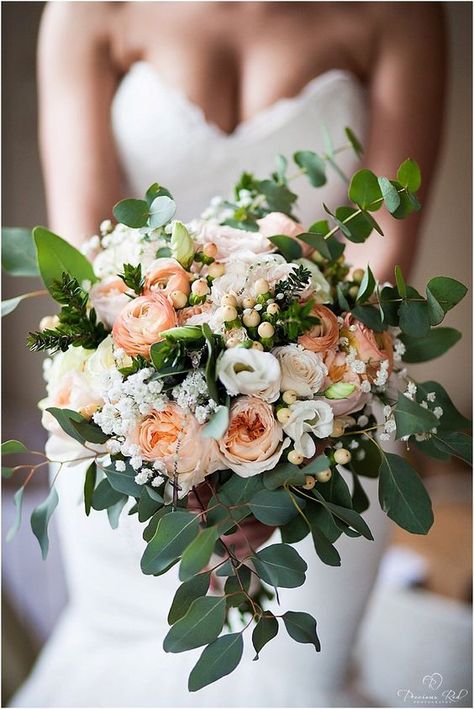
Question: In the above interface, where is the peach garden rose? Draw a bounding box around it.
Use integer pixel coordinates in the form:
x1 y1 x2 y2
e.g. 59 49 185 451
341 313 394 380
143 257 190 297
112 292 177 359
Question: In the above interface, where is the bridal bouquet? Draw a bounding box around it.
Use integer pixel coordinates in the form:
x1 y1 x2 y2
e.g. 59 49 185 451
2 130 471 690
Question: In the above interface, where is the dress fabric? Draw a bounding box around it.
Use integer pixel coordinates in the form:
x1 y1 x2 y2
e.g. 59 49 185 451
12 64 390 708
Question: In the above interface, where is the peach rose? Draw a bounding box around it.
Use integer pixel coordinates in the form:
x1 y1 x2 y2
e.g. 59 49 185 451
257 212 312 258
89 276 130 329
298 304 340 353
129 403 221 496
341 313 393 380
177 301 213 326
322 350 369 416
218 396 289 477
143 258 190 297
112 292 177 358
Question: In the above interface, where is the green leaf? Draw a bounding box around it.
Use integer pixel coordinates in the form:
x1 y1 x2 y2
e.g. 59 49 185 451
2 440 29 455
399 327 462 363
45 407 90 446
394 393 439 438
252 543 307 588
107 496 127 529
33 227 97 295
252 613 279 660
91 478 127 511
145 183 173 207
390 180 420 219
351 305 386 332
416 381 470 431
263 463 306 490
348 436 382 478
149 195 177 228
399 297 430 337
248 489 299 526
397 158 421 192
297 231 343 261
309 523 341 566
83 462 97 516
356 265 376 303
348 169 383 211
103 461 144 497
163 595 226 653
293 151 326 187
2 467 14 478
335 207 373 244
141 510 200 575
316 467 352 506
179 527 219 582
282 611 321 651
31 487 59 559
188 633 244 692
257 180 297 214
395 265 407 299
351 473 370 512
7 487 24 542
168 572 211 625
1 295 27 317
202 405 229 439
377 177 401 213
224 566 252 607
161 325 204 342
202 323 220 404
268 235 302 261
324 382 356 400
2 227 39 276
113 198 149 228
345 127 364 158
426 277 467 325
70 419 109 444
312 491 373 540
433 431 472 465
378 452 433 534
138 485 164 523
413 436 451 461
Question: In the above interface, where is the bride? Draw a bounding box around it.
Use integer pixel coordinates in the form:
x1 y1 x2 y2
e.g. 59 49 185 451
13 2 445 707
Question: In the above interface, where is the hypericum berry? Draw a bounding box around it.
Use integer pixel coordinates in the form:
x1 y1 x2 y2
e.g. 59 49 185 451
222 305 238 322
243 310 261 328
331 419 345 437
203 242 218 259
251 341 264 351
207 262 225 278
288 450 304 465
191 278 210 297
302 475 316 490
348 285 359 299
315 469 332 483
352 268 364 284
334 448 351 465
242 296 255 309
169 290 188 309
257 321 274 339
39 315 60 331
311 250 324 264
254 278 270 296
282 389 297 405
221 293 238 307
266 302 280 316
277 407 292 424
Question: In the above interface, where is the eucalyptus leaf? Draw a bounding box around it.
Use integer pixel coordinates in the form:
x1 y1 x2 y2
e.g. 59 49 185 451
2 227 39 276
113 199 149 228
268 235 302 261
149 195 177 228
415 381 470 432
141 510 200 575
377 177 401 213
394 393 439 438
335 207 372 243
163 595 226 653
348 169 382 211
104 461 147 497
345 127 364 158
252 613 279 660
107 496 128 529
426 277 467 325
31 487 59 559
83 462 97 516
179 527 219 582
282 611 321 651
432 431 472 465
397 158 421 192
188 633 243 692
202 405 229 439
7 487 24 542
2 440 29 455
263 463 306 490
168 571 211 625
45 408 88 446
399 327 462 363
293 150 326 187
248 489 299 526
378 452 433 534
91 478 125 511
252 543 307 588
356 265 376 303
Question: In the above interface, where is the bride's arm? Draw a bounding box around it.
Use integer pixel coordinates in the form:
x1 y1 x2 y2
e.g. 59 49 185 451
38 3 124 247
344 4 447 282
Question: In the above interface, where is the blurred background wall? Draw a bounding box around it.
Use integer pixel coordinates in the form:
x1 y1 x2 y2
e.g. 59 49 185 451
2 2 472 706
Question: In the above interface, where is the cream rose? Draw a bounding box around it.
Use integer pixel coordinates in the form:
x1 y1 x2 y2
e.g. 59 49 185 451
85 335 132 381
128 403 222 497
273 345 327 397
283 400 334 457
216 348 281 402
112 292 177 358
218 396 289 477
192 221 275 262
89 276 130 329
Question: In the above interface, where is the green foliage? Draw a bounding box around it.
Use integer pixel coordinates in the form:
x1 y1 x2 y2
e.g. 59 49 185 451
141 510 200 575
107 497 128 529
309 520 342 566
399 327 462 363
7 487 24 542
268 235 303 261
334 207 373 243
118 263 144 295
356 265 376 303
91 479 126 511
113 199 149 228
426 276 467 325
170 220 194 268
432 431 472 464
345 127 364 158
378 452 433 534
248 489 300 526
168 572 211 625
31 487 59 559
188 633 244 691
397 158 421 192
179 527 219 582
394 393 439 438
138 486 164 522
294 150 327 187
2 440 29 455
2 227 39 276
347 436 382 478
312 491 373 540
416 381 470 432
33 226 97 293
103 460 144 497
202 323 221 404
145 183 173 206
149 195 177 228
398 288 430 337
348 169 383 211
163 595 226 653
83 462 97 516
263 462 306 490
252 543 307 588
202 405 230 440
274 264 311 306
282 611 321 651
257 179 297 214
377 177 401 213
252 613 279 660
277 300 320 342
45 408 91 445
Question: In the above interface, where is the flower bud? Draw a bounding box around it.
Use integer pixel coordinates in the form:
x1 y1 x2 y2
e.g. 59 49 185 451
288 450 304 465
315 469 332 483
348 285 359 299
171 220 194 269
266 302 280 316
242 296 255 309
251 341 264 351
203 242 218 259
39 315 60 331
331 419 346 437
222 305 238 322
352 268 364 284
334 448 351 465
221 294 238 308
258 321 275 339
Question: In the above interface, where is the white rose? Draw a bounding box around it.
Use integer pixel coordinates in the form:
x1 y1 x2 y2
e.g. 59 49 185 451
283 400 334 457
190 220 275 262
85 335 132 382
273 345 327 397
216 348 281 402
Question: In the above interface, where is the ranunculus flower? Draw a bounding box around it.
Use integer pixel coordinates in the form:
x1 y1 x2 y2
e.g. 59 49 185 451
129 403 221 497
216 348 281 402
341 314 393 380
283 400 334 457
322 350 369 416
298 304 340 354
112 292 177 358
89 276 130 329
191 221 275 262
273 345 327 397
143 257 190 297
257 212 312 258
218 397 289 477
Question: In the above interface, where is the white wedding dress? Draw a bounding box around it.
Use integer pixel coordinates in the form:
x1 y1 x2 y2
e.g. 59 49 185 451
12 65 390 708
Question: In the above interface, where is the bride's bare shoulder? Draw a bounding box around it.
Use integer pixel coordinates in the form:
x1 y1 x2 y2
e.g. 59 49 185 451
39 2 121 55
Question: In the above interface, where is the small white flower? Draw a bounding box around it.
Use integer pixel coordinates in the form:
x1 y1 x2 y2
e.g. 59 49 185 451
216 348 281 402
379 433 390 442
134 470 150 485
115 460 126 472
360 380 372 393
434 406 443 419
357 415 369 427
427 392 436 402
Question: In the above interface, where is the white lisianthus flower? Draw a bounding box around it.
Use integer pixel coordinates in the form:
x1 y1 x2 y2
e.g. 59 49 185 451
216 348 281 402
85 335 132 383
283 400 334 457
273 345 327 397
